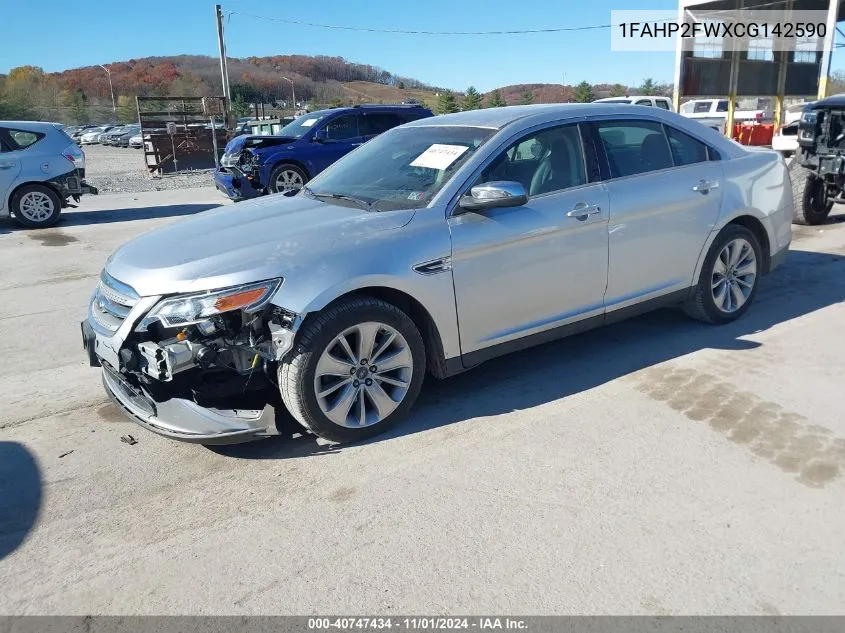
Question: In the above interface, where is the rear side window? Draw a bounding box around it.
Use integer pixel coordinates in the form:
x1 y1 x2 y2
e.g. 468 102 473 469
665 126 709 165
597 120 673 178
716 100 729 112
655 99 671 110
635 99 652 106
361 113 403 136
2 128 45 150
694 101 713 113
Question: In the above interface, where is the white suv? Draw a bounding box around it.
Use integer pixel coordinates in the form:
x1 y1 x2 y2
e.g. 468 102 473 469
0 121 98 228
594 96 674 110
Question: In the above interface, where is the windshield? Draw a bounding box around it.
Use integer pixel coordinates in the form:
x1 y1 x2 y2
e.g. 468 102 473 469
305 125 496 211
277 113 329 138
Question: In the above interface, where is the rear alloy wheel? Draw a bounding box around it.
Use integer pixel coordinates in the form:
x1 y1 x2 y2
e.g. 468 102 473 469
269 163 307 196
279 297 426 443
683 225 762 324
11 185 62 229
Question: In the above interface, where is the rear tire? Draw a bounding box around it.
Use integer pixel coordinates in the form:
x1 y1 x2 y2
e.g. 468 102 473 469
683 224 762 324
11 184 62 229
789 160 832 225
279 297 426 443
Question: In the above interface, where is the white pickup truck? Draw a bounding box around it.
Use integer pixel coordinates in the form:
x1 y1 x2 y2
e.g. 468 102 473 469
680 99 774 131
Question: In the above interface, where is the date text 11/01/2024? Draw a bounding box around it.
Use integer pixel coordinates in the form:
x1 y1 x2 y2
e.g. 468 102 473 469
307 618 528 630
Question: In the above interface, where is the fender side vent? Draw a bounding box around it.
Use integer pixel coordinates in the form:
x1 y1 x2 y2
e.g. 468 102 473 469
413 257 452 275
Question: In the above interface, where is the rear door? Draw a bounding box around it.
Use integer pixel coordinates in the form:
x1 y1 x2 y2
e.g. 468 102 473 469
359 112 403 143
589 117 722 310
0 129 24 212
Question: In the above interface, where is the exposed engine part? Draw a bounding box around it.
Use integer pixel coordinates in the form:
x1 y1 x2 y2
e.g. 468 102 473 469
138 339 197 382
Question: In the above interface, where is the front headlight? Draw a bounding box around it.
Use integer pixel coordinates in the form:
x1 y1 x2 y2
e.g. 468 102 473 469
801 111 818 124
140 278 282 329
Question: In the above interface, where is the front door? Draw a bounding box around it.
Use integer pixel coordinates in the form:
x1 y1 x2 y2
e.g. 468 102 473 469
310 114 365 174
449 122 609 358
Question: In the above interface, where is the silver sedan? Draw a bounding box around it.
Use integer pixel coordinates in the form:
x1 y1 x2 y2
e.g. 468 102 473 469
85 104 793 444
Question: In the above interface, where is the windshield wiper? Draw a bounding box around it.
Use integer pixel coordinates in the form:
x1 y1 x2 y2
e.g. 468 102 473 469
308 190 374 211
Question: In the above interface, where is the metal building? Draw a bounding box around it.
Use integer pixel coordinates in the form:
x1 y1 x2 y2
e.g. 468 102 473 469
672 0 843 129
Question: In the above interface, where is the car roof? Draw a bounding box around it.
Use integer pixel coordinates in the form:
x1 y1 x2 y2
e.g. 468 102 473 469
0 121 64 132
404 103 679 130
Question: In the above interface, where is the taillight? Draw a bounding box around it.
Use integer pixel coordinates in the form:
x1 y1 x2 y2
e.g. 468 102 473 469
62 144 85 170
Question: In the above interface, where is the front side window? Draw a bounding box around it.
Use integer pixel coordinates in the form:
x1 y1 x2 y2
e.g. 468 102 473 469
324 115 360 141
478 124 586 196
635 99 653 106
597 120 673 177
665 126 709 166
655 99 671 110
716 100 729 112
305 125 495 211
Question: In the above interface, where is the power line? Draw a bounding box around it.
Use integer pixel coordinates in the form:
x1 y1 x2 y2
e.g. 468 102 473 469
225 10 616 35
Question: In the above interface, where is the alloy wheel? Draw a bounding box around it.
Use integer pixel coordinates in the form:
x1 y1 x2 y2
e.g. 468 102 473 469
314 322 414 428
275 169 304 194
711 237 757 313
19 191 55 223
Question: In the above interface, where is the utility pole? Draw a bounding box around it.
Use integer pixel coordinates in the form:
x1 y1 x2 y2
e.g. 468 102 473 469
99 64 116 119
282 76 296 114
215 4 231 105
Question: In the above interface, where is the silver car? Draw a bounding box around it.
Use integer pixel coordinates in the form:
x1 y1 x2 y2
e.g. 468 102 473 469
1 121 98 228
83 104 793 444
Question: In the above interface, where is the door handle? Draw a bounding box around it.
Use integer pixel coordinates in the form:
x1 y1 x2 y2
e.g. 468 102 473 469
566 202 601 221
0 163 15 170
692 179 720 194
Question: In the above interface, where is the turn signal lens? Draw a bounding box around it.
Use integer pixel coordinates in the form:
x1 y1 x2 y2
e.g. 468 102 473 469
214 287 267 312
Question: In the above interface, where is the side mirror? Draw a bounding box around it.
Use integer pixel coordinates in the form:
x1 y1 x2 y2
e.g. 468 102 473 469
457 181 528 213
313 129 328 143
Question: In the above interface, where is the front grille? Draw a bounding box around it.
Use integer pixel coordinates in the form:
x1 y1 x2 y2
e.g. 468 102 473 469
89 271 140 336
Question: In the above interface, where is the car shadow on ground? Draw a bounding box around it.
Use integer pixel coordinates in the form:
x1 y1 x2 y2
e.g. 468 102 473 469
0 442 42 561
0 203 221 235
212 247 845 460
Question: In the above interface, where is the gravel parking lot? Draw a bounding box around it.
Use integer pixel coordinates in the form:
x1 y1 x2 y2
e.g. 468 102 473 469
83 144 217 195
1 188 845 614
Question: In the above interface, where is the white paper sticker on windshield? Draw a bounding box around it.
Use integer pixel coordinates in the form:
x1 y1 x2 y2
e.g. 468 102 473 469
410 144 468 170
301 118 319 127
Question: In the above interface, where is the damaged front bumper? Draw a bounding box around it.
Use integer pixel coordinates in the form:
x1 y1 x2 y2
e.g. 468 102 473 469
81 278 299 444
101 362 277 444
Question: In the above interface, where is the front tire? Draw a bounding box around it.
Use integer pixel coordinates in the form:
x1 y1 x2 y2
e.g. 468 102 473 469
11 185 62 228
279 297 426 443
683 225 762 324
268 163 308 196
789 160 832 225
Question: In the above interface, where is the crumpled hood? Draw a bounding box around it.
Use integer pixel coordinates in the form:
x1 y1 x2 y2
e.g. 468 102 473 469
105 195 414 297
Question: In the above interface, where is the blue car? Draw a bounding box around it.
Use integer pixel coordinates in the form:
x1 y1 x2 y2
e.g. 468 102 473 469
214 104 433 201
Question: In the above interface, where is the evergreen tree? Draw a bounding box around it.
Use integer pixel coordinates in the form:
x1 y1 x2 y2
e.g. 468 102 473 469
69 89 88 124
519 90 534 105
572 81 595 103
462 86 483 110
610 83 627 97
231 93 250 118
436 91 459 114
640 78 659 95
486 89 507 108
